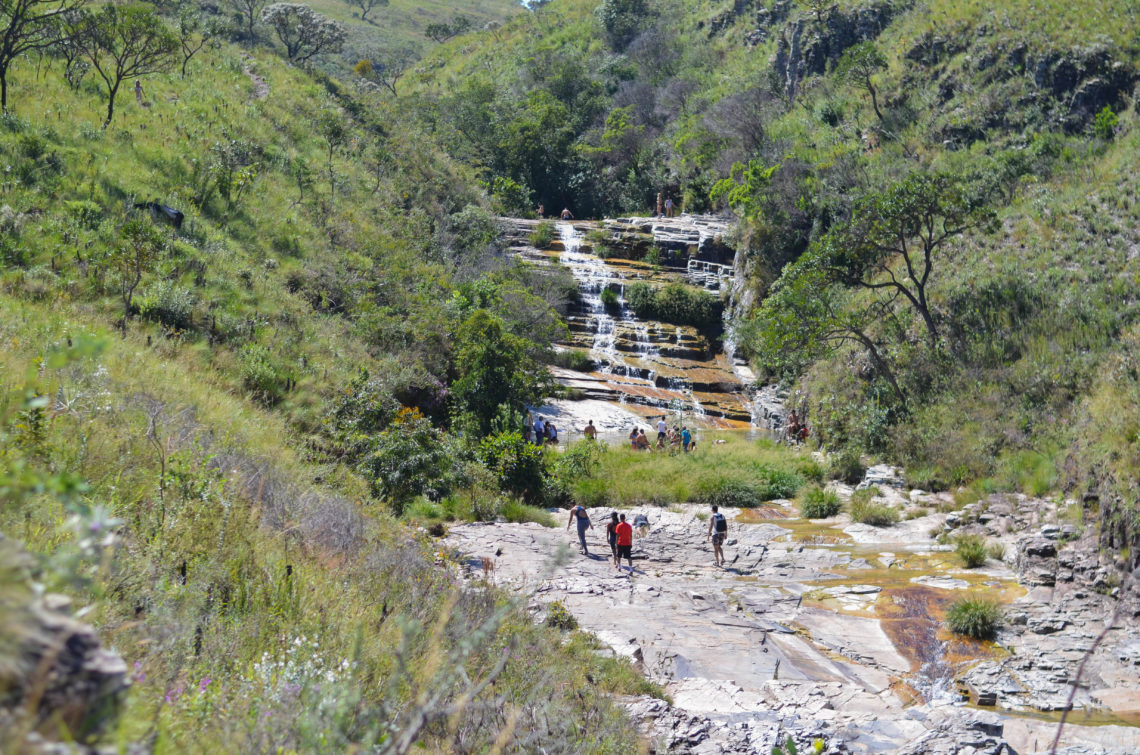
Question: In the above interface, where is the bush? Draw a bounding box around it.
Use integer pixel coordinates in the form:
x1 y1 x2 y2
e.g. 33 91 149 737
476 431 547 502
550 349 594 372
600 285 620 311
137 280 197 330
986 541 1006 561
625 281 720 328
758 469 804 499
945 596 1003 639
501 501 556 527
359 408 456 514
955 534 988 568
798 486 841 518
849 490 899 526
1094 105 1118 141
545 599 578 631
239 344 292 405
698 478 760 508
828 446 865 483
529 220 555 249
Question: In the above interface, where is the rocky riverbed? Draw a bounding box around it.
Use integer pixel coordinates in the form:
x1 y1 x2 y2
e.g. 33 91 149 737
444 476 1140 753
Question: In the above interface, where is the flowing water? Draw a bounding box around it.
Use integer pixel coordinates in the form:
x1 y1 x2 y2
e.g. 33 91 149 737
553 222 753 427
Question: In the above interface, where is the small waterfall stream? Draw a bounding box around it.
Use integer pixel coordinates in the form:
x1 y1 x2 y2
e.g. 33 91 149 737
554 222 744 425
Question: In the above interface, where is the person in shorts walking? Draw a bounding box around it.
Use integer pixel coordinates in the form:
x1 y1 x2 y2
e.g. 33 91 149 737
615 514 634 574
567 504 593 556
707 504 728 567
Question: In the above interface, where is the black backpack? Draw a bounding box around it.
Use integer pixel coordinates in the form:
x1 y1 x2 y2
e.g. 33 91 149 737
712 512 727 533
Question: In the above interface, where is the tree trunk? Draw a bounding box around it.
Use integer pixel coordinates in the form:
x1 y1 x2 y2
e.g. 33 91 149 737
1 67 8 114
867 79 883 121
103 82 119 128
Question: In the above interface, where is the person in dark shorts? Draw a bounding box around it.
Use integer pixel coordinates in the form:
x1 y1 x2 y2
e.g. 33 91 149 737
707 504 728 567
615 513 634 574
606 512 620 568
566 504 592 555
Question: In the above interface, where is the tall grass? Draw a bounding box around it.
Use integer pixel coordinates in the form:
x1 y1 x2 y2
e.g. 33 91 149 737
568 435 813 507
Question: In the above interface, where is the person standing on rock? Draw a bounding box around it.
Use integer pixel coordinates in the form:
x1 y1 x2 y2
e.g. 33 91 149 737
707 504 728 567
567 504 593 556
664 197 675 217
615 513 634 573
606 512 620 567
560 208 574 220
584 419 597 440
656 417 668 448
533 415 546 445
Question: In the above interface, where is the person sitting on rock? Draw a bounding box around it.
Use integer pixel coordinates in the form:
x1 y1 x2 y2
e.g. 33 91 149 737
634 429 652 451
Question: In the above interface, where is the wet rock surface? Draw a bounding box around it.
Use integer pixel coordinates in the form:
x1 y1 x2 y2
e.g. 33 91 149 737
446 475 1140 753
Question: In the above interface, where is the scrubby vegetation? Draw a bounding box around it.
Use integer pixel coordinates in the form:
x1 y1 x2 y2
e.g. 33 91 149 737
955 534 990 568
946 596 1004 640
849 488 899 526
798 486 842 520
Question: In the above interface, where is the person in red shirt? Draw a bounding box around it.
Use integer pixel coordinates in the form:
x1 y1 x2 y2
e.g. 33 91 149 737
615 513 634 574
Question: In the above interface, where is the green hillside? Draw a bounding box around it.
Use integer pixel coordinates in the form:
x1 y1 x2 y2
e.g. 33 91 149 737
3 0 1140 750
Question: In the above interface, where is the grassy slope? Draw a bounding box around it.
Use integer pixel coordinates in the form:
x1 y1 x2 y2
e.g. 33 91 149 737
0 11 650 752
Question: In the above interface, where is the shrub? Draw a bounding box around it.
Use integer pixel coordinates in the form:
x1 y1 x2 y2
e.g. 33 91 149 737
529 220 555 249
986 541 1006 561
545 599 578 631
476 431 547 502
625 281 720 328
945 596 1003 639
600 285 620 311
501 501 556 527
698 478 760 508
849 491 899 526
550 349 594 372
955 534 988 568
757 469 803 500
798 486 841 519
137 280 197 330
828 446 865 483
1094 105 1118 141
239 344 292 405
359 408 456 514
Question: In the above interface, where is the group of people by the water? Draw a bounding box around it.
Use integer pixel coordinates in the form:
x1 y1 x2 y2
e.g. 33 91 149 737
629 418 694 453
525 413 559 446
566 503 728 573
786 409 810 445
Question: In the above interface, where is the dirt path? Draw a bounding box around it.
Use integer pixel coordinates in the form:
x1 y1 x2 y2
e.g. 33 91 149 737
242 55 269 102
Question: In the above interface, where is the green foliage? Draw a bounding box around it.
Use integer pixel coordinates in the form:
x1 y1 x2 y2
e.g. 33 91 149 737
544 599 578 630
360 407 455 513
798 486 841 519
549 349 594 372
136 280 197 331
476 431 547 502
500 500 556 526
1094 105 1119 140
834 41 887 119
849 489 899 526
529 220 555 249
239 344 292 405
600 285 620 311
450 309 549 437
955 534 988 568
828 447 866 483
261 4 347 64
625 281 720 328
594 0 653 51
945 596 1003 639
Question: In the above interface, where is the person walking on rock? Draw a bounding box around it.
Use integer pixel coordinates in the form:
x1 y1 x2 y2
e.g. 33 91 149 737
606 512 620 568
615 513 634 574
707 504 728 567
567 504 593 556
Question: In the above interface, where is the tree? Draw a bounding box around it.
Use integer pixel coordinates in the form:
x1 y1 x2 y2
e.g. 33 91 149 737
835 41 886 121
797 0 832 23
71 4 177 127
351 0 386 24
226 0 266 42
595 0 653 51
812 172 997 348
450 309 549 438
260 3 346 64
359 407 454 513
0 0 87 112
174 5 213 79
750 256 906 404
355 48 413 96
425 14 469 43
111 216 164 323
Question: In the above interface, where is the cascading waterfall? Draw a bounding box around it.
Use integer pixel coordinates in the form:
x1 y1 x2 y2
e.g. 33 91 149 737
550 220 754 426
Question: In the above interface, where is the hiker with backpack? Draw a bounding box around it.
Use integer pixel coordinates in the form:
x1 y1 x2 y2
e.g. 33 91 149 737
707 504 728 567
567 504 593 556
